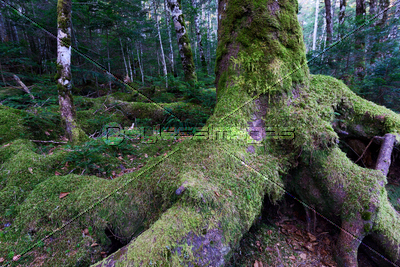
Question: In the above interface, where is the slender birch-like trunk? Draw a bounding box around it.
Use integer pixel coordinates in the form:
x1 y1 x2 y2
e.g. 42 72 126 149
191 0 206 70
128 48 133 82
106 30 112 91
153 0 168 88
56 0 85 143
167 0 197 82
137 43 144 85
120 38 129 79
164 0 175 76
207 6 211 74
312 0 319 50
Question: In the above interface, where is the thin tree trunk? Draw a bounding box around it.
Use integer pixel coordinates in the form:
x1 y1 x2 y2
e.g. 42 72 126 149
107 30 112 92
127 48 133 82
191 0 206 70
338 0 346 38
12 25 19 43
164 0 176 77
331 0 337 31
56 0 85 143
167 0 197 82
137 43 144 85
120 38 129 79
13 74 34 99
377 0 390 27
324 0 333 44
313 0 320 50
207 6 212 75
153 0 168 88
355 0 366 80
0 9 6 42
390 0 400 38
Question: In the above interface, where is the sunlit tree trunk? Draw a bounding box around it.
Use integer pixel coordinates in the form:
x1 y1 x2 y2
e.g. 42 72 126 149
167 0 197 82
56 0 86 143
127 48 133 82
153 0 168 88
313 0 320 50
191 0 207 70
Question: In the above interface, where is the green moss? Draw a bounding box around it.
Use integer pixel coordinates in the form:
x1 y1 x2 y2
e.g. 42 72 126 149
361 211 372 221
0 106 29 145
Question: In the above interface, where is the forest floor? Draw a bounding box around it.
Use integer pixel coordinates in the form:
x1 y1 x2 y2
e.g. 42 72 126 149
228 194 381 267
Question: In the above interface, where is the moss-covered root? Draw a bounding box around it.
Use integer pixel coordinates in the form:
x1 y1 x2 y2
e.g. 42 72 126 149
369 197 400 265
292 147 398 267
91 142 283 266
92 204 229 266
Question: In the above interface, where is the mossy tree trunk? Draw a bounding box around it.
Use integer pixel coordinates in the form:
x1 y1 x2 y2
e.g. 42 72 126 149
56 0 86 144
167 0 197 83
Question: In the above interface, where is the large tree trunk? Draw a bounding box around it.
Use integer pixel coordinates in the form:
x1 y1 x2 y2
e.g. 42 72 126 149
167 0 197 82
56 0 86 144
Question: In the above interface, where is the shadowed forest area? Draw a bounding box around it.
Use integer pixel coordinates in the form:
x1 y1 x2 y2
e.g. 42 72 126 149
0 0 400 266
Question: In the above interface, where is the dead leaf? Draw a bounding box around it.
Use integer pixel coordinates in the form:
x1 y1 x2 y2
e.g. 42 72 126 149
253 260 263 267
299 253 307 260
307 232 317 242
0 257 4 263
55 171 61 176
267 230 273 235
100 251 107 258
12 254 21 261
304 243 314 252
28 167 33 174
289 255 296 261
45 131 50 136
214 191 220 197
2 143 11 148
83 228 89 235
144 154 148 158
91 242 98 247
59 192 70 199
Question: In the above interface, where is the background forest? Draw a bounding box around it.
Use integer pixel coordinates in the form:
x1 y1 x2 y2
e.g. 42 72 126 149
1 0 400 266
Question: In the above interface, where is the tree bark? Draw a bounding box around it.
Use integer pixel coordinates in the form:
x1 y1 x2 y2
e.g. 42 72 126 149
375 133 396 177
338 0 346 37
56 0 86 144
354 0 366 80
119 37 129 80
167 0 197 83
164 0 176 77
191 0 207 70
324 0 333 44
153 0 168 88
313 0 320 50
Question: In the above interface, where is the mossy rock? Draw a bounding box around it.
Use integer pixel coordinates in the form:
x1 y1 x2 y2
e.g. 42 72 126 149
0 105 29 145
